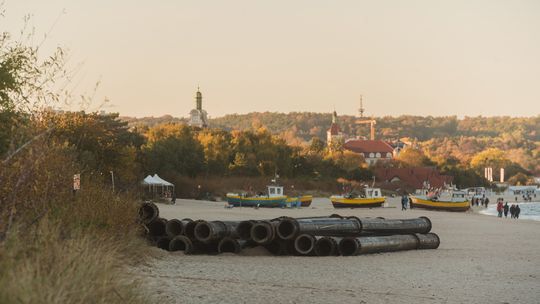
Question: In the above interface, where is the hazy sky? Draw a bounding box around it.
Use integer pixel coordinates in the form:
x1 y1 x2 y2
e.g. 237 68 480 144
3 0 540 118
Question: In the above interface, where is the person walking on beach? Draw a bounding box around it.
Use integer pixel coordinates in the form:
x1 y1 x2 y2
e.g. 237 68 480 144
515 205 521 219
484 197 489 208
496 201 503 217
510 204 516 218
401 194 408 211
503 202 509 218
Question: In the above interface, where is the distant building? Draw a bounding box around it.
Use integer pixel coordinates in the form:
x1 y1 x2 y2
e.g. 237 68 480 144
188 87 208 128
327 111 344 145
343 139 394 165
375 167 454 190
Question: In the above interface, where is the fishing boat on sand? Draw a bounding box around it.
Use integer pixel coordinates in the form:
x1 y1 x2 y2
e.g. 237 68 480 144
286 195 313 207
226 178 312 207
330 188 385 208
410 189 470 212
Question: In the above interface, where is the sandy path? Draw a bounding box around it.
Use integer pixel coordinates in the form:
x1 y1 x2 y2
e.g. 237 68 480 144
133 198 540 304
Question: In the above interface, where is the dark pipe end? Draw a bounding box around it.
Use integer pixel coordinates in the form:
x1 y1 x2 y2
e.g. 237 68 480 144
276 218 298 240
169 235 193 253
419 216 432 234
315 237 337 256
251 222 274 245
237 221 255 240
139 202 159 223
156 236 171 251
218 238 240 254
294 234 316 255
146 218 167 237
166 219 184 238
339 238 360 256
416 232 440 249
194 221 212 243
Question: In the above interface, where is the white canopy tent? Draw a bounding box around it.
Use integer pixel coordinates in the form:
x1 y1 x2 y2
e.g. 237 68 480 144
142 174 175 198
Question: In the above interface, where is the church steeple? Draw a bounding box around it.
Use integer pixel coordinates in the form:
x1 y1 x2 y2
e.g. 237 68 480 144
195 86 202 110
332 110 338 124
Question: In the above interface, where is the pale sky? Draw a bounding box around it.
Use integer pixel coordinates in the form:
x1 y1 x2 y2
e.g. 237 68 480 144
3 0 540 118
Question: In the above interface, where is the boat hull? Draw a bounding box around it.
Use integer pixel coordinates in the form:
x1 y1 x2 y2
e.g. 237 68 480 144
226 194 287 207
286 195 313 207
330 197 385 208
410 196 470 212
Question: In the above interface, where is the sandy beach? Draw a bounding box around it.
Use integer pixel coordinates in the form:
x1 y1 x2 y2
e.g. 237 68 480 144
133 198 540 304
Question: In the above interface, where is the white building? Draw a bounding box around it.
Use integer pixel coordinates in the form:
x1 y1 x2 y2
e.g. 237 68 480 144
189 87 208 128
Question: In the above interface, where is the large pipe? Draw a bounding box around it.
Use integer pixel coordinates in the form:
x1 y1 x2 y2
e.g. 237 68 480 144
276 217 361 240
145 217 168 238
218 238 249 254
250 221 279 245
156 236 171 251
138 202 159 224
314 237 342 256
276 216 432 240
354 216 432 235
294 234 317 255
184 220 204 241
237 220 258 240
416 233 440 249
194 221 239 243
169 235 218 254
339 233 440 256
165 218 193 238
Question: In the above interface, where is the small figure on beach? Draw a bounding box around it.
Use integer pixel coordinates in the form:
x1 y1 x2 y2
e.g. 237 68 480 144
510 204 516 218
514 205 521 219
401 194 408 211
503 202 509 218
496 201 503 217
171 193 176 205
484 197 489 208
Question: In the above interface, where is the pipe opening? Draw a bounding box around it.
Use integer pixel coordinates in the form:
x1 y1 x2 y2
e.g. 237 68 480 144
139 204 157 222
277 220 296 240
194 223 211 241
218 240 238 253
295 235 314 254
315 239 334 256
252 224 270 243
237 221 254 239
169 237 189 251
147 219 166 237
339 239 358 256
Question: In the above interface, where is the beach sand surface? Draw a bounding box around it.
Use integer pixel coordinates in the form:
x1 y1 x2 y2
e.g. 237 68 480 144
133 197 540 304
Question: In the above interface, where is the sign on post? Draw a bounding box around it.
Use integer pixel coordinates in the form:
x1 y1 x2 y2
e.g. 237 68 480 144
73 174 81 191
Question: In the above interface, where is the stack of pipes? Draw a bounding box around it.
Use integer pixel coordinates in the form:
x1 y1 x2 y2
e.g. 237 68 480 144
138 202 440 256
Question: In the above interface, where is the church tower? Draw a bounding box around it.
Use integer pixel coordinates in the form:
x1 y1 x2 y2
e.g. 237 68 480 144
327 110 344 146
189 87 209 128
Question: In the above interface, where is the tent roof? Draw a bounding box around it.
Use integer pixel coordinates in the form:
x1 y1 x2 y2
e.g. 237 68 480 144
152 174 174 187
142 175 159 185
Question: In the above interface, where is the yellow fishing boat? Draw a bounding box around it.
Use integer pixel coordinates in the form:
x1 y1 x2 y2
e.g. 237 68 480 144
286 195 313 207
330 188 385 208
410 190 470 212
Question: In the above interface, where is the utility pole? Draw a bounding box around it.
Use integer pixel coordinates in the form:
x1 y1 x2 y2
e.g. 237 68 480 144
110 170 115 192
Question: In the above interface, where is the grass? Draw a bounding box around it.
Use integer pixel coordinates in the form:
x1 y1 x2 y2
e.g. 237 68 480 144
0 145 151 303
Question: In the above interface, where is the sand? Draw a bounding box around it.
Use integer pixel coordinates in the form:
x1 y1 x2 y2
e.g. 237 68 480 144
132 197 540 304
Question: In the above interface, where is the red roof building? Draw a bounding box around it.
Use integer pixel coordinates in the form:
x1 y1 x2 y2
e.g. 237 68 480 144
375 167 454 190
343 139 394 165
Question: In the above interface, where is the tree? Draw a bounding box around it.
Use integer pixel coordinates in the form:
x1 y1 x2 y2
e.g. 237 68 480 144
396 147 433 167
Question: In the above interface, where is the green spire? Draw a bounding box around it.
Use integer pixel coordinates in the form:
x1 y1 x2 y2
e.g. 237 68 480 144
195 87 202 110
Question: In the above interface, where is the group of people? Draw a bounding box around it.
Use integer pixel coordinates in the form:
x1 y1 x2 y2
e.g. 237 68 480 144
497 200 521 219
470 195 489 207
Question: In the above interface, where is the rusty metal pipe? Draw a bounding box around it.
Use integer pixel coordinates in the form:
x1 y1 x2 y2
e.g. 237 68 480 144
314 237 342 256
194 221 240 243
218 238 249 254
165 218 193 238
138 202 159 224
